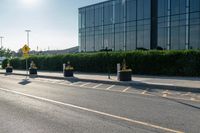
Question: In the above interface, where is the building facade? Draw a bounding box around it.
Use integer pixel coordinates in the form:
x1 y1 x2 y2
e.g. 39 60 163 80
79 0 200 52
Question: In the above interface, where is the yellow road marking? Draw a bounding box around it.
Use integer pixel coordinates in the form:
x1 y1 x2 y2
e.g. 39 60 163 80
0 87 184 133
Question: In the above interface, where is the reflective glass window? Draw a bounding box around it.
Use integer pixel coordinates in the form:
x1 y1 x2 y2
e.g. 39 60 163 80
85 6 94 28
104 2 114 25
86 28 94 51
115 23 124 50
190 0 200 12
94 26 103 51
95 4 103 26
127 0 136 21
104 25 114 49
127 21 136 50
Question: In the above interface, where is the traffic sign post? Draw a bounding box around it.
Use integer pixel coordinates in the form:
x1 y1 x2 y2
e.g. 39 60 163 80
21 44 30 79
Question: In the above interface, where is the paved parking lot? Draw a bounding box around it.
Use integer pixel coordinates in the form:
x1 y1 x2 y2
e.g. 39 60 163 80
1 74 199 103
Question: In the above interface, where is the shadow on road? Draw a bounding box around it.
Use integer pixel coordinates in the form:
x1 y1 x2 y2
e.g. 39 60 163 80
18 79 31 85
154 95 200 110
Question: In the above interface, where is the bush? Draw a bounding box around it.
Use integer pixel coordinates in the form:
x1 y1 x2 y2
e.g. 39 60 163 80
6 50 200 76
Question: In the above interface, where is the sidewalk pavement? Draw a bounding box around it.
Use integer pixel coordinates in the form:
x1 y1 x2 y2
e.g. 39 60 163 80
0 69 200 93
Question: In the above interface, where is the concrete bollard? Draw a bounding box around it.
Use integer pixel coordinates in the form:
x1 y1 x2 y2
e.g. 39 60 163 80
117 63 120 80
63 64 66 73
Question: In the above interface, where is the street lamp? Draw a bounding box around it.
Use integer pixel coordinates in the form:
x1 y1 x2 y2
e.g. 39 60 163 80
25 30 31 46
0 36 4 48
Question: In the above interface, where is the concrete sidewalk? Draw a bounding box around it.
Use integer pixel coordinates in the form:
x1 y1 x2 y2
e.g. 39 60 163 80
0 69 200 92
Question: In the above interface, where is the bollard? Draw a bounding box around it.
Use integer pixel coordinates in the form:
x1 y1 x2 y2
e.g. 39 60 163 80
117 63 120 80
63 64 66 73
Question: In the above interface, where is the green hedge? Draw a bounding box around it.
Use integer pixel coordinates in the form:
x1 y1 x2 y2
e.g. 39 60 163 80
2 50 200 76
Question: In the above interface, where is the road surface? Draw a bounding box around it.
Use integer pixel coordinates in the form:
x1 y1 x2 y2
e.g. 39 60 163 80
0 74 199 133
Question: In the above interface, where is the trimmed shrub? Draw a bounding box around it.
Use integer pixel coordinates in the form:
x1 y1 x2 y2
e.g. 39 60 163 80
4 50 200 76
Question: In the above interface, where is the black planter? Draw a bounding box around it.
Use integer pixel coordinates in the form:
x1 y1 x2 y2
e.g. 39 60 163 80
6 67 13 73
64 70 73 77
118 70 132 81
29 68 37 75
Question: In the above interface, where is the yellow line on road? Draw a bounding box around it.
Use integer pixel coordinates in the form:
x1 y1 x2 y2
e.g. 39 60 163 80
0 87 184 133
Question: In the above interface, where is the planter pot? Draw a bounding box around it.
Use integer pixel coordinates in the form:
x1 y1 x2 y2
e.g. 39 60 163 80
29 68 37 75
6 67 13 73
118 70 132 81
64 70 74 77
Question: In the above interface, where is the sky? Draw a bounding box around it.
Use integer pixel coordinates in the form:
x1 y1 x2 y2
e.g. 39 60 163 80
0 0 104 51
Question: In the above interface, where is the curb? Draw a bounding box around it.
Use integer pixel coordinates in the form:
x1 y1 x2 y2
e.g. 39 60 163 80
0 72 200 93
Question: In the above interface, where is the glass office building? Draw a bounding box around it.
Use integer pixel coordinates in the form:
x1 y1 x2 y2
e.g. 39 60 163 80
79 0 200 52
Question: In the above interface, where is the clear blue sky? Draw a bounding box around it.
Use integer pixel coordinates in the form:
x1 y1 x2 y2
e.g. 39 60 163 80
0 0 104 51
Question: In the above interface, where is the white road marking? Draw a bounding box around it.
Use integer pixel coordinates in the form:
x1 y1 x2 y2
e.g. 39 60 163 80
122 87 130 92
69 82 82 85
162 94 167 97
190 98 195 101
181 92 191 96
141 89 149 95
79 83 91 87
0 87 183 133
162 90 171 95
0 75 199 103
106 85 115 90
144 82 174 86
92 84 103 89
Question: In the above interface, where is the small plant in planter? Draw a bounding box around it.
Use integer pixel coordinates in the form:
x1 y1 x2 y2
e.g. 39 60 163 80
118 59 132 81
6 63 13 73
64 61 74 77
29 61 37 75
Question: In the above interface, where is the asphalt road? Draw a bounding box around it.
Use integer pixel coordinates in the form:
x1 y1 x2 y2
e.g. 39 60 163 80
0 74 199 133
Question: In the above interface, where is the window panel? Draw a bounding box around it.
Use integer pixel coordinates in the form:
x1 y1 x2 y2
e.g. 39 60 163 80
94 26 103 51
115 23 124 51
95 4 103 26
104 2 114 25
104 25 114 50
85 7 94 28
127 21 136 50
86 28 94 51
190 0 200 12
127 0 136 21
114 0 125 23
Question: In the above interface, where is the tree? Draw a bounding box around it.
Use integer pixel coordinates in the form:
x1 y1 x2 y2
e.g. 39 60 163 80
0 47 12 58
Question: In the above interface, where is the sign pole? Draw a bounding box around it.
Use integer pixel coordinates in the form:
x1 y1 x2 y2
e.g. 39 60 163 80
26 58 28 79
21 45 30 79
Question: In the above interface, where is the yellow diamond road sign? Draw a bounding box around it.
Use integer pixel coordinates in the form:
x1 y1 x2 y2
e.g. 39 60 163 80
22 44 30 54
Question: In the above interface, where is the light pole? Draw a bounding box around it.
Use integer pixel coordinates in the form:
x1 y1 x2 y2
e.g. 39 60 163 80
25 30 31 46
0 36 4 48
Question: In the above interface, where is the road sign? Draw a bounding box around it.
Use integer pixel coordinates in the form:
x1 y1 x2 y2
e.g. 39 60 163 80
21 44 30 54
23 53 29 58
